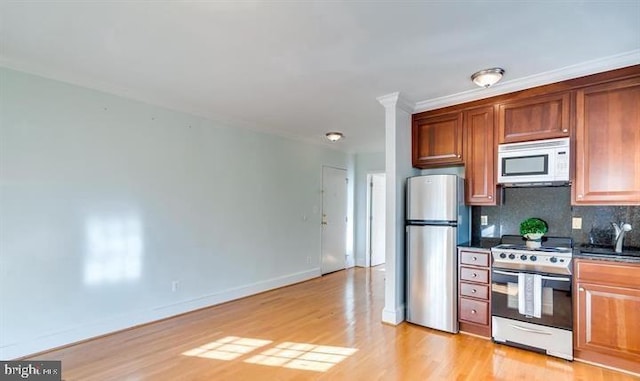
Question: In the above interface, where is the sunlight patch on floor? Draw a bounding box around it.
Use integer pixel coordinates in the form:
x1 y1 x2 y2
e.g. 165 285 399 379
244 342 358 372
182 336 272 361
182 337 357 373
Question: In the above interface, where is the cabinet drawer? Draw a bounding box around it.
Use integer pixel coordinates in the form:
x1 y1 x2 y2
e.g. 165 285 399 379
460 282 489 300
575 259 640 288
460 267 489 283
460 251 490 267
460 298 489 325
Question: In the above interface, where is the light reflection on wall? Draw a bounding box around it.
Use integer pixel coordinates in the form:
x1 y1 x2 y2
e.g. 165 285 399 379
482 225 496 237
84 215 143 285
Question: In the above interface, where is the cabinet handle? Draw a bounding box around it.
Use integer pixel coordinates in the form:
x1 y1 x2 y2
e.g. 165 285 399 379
457 154 461 158
471 289 477 293
579 287 585 292
562 129 568 133
472 273 478 278
488 195 493 199
471 309 477 314
577 194 583 198
472 256 477 261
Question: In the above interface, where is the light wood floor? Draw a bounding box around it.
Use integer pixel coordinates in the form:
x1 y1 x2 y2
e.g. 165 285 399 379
30 266 638 380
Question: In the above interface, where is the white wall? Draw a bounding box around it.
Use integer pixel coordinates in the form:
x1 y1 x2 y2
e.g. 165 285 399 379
0 68 352 359
353 152 384 267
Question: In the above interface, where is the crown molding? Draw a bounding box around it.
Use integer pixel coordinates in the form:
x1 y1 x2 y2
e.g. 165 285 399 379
376 92 413 113
414 50 640 113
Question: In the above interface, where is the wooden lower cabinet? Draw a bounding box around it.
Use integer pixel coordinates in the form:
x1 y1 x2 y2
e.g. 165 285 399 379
458 248 491 337
574 259 640 374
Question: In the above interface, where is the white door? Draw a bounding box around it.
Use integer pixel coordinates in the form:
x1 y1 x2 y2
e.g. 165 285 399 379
321 166 347 275
367 173 386 267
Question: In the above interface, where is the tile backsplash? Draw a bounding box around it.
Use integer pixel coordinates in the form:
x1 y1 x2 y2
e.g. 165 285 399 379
472 186 640 249
572 206 640 248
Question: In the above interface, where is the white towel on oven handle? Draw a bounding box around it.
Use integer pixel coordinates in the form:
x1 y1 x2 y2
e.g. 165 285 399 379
518 272 542 318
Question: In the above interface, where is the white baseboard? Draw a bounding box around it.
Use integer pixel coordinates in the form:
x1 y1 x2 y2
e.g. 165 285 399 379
1 268 321 360
382 304 405 325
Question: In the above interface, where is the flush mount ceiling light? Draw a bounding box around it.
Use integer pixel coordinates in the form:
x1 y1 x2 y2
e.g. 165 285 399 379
471 67 505 88
325 132 344 142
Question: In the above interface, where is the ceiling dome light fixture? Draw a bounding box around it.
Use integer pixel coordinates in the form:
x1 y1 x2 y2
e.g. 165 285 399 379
471 67 505 88
325 132 344 142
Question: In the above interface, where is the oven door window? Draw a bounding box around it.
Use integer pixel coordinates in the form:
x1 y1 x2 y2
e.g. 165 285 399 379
491 269 572 330
501 154 548 176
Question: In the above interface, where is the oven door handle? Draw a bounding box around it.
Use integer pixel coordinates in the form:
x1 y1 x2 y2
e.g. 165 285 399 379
509 324 552 335
492 269 571 282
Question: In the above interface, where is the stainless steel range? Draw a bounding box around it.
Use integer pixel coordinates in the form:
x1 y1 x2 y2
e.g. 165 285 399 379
491 236 573 360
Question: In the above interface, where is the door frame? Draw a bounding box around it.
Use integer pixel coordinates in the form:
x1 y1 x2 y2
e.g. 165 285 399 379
320 165 349 274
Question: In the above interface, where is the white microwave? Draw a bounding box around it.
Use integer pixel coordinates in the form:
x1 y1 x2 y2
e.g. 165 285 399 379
497 137 570 186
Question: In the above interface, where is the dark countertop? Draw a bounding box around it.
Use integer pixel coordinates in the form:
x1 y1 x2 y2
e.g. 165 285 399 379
574 245 640 264
459 239 640 263
458 237 501 250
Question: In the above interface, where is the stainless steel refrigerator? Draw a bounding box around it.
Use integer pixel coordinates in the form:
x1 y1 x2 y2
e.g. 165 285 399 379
406 174 470 333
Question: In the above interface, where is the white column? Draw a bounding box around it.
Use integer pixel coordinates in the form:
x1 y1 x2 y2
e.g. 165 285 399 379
377 92 417 325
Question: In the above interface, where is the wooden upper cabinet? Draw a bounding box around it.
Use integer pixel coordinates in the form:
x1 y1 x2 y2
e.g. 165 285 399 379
412 111 464 168
498 92 570 143
464 106 498 205
573 78 640 205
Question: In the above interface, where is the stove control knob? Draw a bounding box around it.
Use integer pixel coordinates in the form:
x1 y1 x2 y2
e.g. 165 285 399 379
499 253 506 259
530 255 537 262
520 254 527 260
508 254 515 260
550 257 558 263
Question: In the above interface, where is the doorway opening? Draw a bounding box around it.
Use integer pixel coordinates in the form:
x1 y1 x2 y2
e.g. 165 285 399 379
365 173 386 268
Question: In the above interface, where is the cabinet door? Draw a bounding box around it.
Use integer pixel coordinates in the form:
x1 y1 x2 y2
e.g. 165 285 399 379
412 111 463 168
573 78 640 205
575 282 640 373
498 92 570 143
464 106 498 205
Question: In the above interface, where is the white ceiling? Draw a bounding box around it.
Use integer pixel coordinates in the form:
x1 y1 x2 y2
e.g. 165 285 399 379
1 1 639 153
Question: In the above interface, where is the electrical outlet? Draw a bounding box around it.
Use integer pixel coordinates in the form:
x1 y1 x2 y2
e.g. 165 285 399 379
572 217 582 230
481 215 488 226
171 280 179 292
